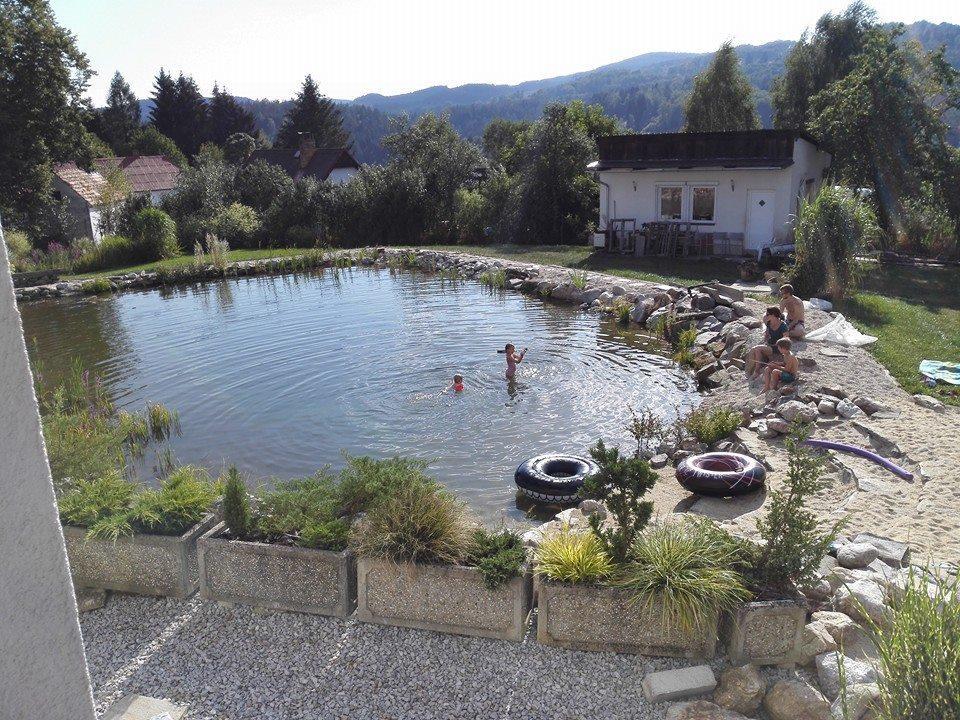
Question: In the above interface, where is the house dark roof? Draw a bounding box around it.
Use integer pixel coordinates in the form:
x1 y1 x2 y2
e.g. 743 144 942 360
591 130 824 171
93 155 180 193
52 162 108 205
248 147 359 182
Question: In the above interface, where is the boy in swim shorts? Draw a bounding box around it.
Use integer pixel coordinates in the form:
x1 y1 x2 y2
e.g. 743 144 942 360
504 344 526 380
779 283 806 340
763 337 799 393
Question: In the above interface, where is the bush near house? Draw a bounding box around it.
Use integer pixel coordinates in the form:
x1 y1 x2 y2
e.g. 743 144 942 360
73 235 135 273
210 203 259 248
131 207 180 262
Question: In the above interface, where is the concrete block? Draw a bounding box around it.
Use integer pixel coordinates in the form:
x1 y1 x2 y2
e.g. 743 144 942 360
725 599 807 666
536 578 717 658
355 557 532 642
64 515 216 598
102 694 187 720
199 522 356 618
642 665 717 702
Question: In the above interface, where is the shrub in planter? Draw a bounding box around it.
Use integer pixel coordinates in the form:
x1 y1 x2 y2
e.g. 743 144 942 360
726 427 845 665
535 529 613 584
59 465 219 597
200 456 441 617
351 475 531 640
579 439 656 564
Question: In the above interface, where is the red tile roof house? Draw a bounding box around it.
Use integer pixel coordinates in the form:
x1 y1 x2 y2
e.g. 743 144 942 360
249 134 359 185
51 162 111 243
93 155 181 203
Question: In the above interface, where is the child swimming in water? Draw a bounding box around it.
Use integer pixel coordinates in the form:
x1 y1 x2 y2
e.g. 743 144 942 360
446 374 464 393
504 344 526 380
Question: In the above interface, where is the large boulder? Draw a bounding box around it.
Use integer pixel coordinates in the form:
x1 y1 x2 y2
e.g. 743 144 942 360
836 398 863 419
763 680 831 720
713 305 734 324
810 611 858 645
713 665 765 715
834 579 892 627
913 394 945 412
692 292 716 311
731 301 754 318
837 542 880 570
830 683 880 720
779 400 818 424
816 652 878 700
797 621 838 666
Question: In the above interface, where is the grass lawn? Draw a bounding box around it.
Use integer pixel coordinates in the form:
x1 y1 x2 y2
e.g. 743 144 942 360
64 247 311 280
62 242 958 405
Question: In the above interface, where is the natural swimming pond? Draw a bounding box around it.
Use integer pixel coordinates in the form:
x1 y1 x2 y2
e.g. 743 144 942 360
20 268 699 522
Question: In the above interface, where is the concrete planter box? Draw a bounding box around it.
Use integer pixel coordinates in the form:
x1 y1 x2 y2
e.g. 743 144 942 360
198 522 356 618
355 557 532 641
535 578 718 658
725 599 807 666
64 515 216 598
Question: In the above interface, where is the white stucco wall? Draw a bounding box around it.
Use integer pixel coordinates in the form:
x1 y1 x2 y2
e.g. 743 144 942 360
597 138 831 252
328 167 358 185
0 230 96 719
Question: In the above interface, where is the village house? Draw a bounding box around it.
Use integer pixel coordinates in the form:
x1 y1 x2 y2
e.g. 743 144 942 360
589 130 831 257
51 162 110 243
249 133 359 184
93 155 181 203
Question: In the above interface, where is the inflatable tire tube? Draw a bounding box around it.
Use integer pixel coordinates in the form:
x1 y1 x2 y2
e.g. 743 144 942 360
676 452 766 497
515 454 599 504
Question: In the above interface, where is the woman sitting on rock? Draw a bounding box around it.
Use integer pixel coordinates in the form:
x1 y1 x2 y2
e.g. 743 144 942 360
745 307 788 379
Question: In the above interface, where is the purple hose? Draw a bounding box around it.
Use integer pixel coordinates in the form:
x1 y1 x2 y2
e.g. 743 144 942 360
803 439 913 481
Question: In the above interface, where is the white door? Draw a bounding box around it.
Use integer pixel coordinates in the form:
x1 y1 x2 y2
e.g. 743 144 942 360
745 190 776 251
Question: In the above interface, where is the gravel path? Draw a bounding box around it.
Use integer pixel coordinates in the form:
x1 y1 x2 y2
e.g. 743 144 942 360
82 594 720 720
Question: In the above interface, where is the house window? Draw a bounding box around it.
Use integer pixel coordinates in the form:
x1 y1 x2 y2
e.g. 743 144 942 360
691 186 716 222
658 186 683 220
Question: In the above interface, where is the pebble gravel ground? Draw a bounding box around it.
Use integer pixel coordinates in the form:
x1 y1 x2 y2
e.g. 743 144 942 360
81 594 724 720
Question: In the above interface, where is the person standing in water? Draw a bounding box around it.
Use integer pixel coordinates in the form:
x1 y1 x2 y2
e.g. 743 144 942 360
504 343 526 380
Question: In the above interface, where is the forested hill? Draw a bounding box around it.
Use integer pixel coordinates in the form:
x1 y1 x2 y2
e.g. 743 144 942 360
135 20 959 164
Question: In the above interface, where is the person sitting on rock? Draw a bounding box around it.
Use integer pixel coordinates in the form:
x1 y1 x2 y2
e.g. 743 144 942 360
779 283 806 340
763 337 799 393
745 307 788 379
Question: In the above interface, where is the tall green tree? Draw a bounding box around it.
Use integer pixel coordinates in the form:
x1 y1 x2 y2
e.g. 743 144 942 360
482 118 532 174
383 113 485 237
683 42 760 132
771 2 876 129
514 103 597 244
149 70 208 158
98 71 140 153
0 0 93 230
208 84 256 146
807 28 960 230
276 75 349 148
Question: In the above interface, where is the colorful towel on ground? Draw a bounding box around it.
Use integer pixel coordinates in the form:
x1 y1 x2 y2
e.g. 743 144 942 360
919 360 960 385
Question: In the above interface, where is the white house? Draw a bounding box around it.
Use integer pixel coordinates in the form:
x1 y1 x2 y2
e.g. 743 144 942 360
51 162 109 243
589 130 831 254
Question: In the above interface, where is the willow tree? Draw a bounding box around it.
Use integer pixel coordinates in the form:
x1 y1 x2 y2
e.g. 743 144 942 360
683 42 760 132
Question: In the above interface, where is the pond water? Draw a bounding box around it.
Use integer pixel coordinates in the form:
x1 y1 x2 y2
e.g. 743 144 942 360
20 268 699 522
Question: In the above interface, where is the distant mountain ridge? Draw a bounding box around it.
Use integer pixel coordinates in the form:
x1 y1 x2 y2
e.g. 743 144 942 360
133 20 959 163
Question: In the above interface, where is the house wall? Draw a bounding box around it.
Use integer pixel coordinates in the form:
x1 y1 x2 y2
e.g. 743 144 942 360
597 139 831 252
52 178 97 242
0 233 97 719
328 167 358 185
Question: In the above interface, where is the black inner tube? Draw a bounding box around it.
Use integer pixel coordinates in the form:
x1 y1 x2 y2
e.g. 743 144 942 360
540 459 583 478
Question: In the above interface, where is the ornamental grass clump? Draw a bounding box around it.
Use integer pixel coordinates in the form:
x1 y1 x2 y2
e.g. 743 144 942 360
867 569 960 720
534 530 613 585
221 466 251 538
350 480 474 565
615 520 751 635
479 268 506 289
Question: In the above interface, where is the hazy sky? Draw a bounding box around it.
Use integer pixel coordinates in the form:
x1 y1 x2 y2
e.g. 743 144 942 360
51 0 960 104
